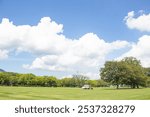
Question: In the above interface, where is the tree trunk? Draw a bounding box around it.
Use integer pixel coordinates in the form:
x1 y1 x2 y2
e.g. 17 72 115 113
131 84 136 88
116 84 119 89
136 84 139 88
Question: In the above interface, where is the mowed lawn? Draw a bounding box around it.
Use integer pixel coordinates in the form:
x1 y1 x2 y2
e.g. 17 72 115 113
0 86 150 100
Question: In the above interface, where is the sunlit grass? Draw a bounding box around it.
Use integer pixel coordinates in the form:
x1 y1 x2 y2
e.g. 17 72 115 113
0 86 150 100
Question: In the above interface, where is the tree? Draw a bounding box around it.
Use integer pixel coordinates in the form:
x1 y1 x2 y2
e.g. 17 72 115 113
45 76 57 87
121 57 141 66
0 72 6 85
100 61 128 89
121 57 146 88
143 68 150 87
100 57 147 89
60 78 74 87
72 74 89 87
96 79 109 87
18 73 36 86
144 68 150 77
87 80 97 87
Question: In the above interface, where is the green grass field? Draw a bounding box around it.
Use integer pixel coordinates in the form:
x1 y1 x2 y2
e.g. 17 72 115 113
0 86 150 100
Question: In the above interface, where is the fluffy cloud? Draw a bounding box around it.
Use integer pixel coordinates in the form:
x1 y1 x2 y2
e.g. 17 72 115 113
0 49 8 60
124 11 150 32
24 33 129 78
0 17 66 55
116 35 150 67
0 17 129 79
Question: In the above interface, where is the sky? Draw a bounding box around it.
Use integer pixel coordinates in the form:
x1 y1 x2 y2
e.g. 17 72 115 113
0 0 150 79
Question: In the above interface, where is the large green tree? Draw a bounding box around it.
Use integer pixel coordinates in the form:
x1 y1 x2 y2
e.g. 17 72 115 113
100 57 146 89
100 61 128 89
121 57 146 88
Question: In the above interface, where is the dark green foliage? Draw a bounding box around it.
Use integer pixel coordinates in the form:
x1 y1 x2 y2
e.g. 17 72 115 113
0 72 107 87
100 57 148 89
144 68 150 87
0 72 57 87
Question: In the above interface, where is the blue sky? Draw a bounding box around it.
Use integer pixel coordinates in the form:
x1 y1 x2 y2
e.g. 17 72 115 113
1 0 150 40
0 0 150 79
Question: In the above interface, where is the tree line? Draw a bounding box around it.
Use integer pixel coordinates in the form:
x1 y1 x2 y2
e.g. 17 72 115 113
100 57 150 89
0 72 108 87
0 57 150 88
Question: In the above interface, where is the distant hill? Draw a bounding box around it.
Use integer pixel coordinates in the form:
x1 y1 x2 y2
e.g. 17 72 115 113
0 68 5 72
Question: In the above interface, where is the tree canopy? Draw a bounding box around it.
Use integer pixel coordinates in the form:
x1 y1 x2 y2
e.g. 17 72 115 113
0 72 108 87
100 57 148 89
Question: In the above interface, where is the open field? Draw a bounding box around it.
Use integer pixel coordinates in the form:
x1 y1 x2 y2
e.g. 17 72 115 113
0 86 150 100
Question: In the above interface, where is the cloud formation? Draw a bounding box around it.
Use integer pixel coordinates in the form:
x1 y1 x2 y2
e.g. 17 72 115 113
0 17 129 79
124 11 150 32
0 49 8 60
2 15 150 78
117 35 150 67
0 17 66 54
24 33 129 73
120 11 150 67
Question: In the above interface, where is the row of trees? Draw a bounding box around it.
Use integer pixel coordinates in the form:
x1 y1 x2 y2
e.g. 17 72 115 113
100 57 150 89
1 57 150 89
0 73 57 87
0 72 108 87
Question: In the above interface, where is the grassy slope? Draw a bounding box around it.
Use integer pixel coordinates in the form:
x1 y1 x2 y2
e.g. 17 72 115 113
0 86 150 100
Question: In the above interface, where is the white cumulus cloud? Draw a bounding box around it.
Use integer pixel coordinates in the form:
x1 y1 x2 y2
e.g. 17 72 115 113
0 17 129 79
116 35 150 67
124 11 150 32
0 49 8 60
0 17 66 55
24 33 129 78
